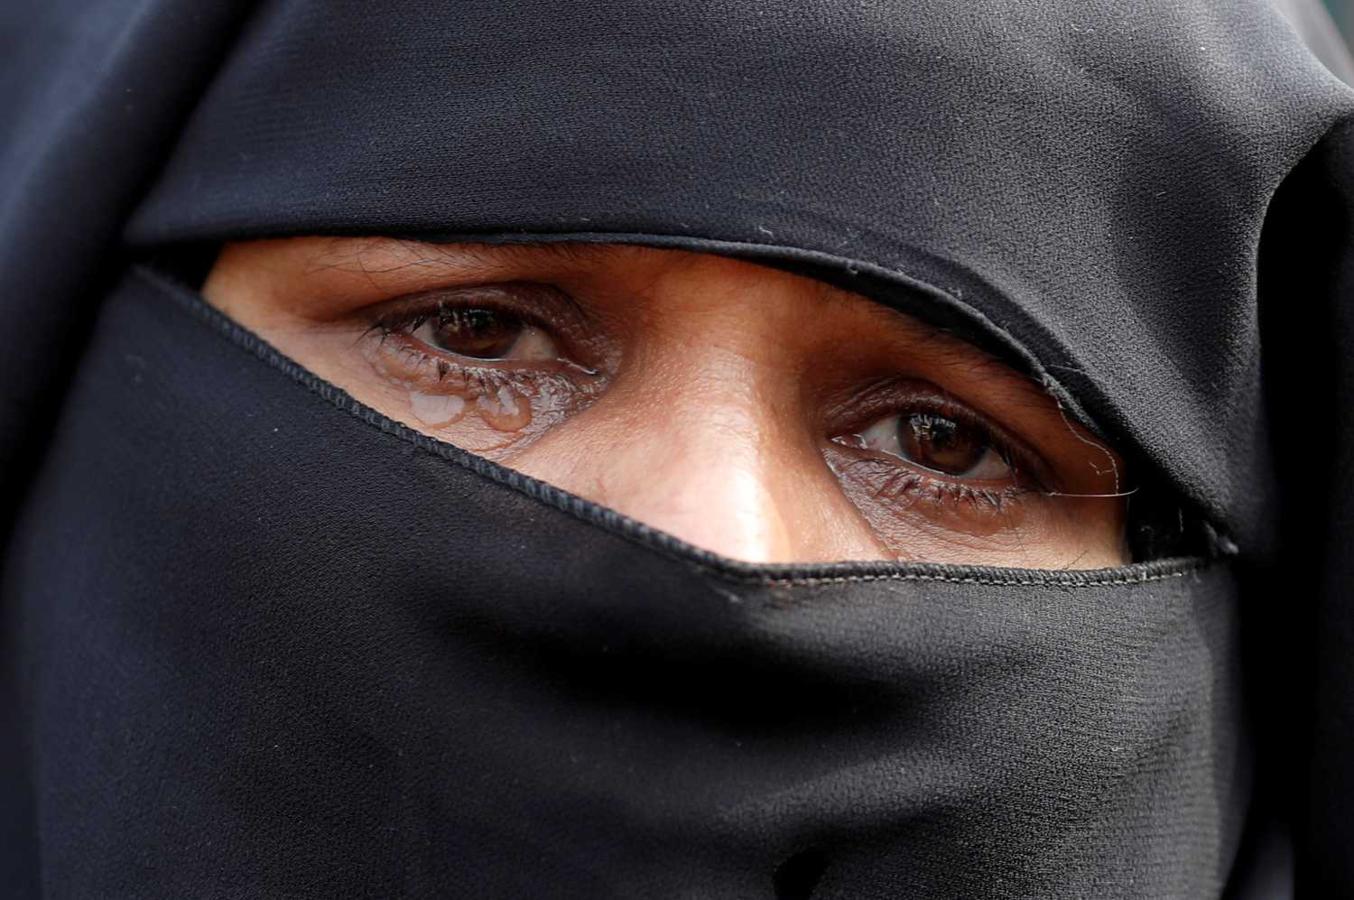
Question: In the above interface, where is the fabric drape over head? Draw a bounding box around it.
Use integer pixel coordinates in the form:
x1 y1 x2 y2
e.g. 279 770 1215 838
3 1 1353 896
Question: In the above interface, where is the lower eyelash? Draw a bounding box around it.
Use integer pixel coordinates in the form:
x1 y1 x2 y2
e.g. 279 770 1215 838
836 380 1054 493
383 338 571 396
361 327 596 434
870 467 1032 513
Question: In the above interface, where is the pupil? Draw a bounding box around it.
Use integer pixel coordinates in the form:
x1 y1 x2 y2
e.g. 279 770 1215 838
900 413 985 475
429 307 522 359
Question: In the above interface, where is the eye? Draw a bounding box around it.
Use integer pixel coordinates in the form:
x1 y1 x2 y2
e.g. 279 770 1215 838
851 411 1015 480
360 291 605 445
409 305 561 362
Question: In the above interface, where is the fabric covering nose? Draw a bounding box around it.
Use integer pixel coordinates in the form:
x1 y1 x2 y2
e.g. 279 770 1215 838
5 0 1354 895
6 269 1244 897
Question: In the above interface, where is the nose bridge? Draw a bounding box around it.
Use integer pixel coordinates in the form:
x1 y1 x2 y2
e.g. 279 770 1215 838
513 318 806 562
645 265 836 533
533 348 875 564
607 364 799 562
513 264 886 563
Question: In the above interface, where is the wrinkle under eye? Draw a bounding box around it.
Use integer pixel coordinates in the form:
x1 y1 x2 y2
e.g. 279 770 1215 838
356 291 606 443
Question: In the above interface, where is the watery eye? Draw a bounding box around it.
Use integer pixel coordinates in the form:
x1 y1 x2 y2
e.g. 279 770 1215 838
410 306 559 361
422 307 522 358
854 412 1014 480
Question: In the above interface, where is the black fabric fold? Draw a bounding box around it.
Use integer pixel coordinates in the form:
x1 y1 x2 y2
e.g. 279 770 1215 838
123 0 1354 553
4 2 1354 895
1256 117 1354 895
6 270 1245 898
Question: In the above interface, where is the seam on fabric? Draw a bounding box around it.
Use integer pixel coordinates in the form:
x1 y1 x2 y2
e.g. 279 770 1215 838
715 566 1203 589
132 265 1219 590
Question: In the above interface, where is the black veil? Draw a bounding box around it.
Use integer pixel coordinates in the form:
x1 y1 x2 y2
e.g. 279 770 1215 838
4 2 1354 895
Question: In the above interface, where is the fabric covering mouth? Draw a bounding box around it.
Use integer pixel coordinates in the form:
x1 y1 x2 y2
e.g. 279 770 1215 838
4 266 1245 897
5 0 1354 894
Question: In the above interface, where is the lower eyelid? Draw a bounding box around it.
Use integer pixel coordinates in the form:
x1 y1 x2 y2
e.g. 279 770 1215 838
830 428 1024 487
358 327 602 436
825 454 1039 550
830 380 1054 488
875 467 1027 511
826 447 1035 516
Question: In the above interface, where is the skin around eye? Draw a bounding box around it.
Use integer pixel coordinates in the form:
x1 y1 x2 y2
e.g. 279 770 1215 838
840 408 1022 482
417 307 529 359
202 237 1129 567
359 287 607 443
402 304 565 363
817 379 1077 553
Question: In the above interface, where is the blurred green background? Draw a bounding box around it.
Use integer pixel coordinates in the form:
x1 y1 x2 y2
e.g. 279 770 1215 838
1325 0 1352 42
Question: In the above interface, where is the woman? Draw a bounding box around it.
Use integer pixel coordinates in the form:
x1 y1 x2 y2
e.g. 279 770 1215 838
202 236 1130 568
3 1 1353 897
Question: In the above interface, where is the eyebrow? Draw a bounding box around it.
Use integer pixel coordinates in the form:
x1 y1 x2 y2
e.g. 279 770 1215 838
810 275 1040 384
309 235 1110 450
440 240 621 270
384 241 1052 374
398 239 639 279
327 237 1051 392
305 238 621 283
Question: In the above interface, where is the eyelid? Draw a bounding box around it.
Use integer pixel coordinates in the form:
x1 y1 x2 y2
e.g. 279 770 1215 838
370 282 573 329
364 281 602 369
828 378 1056 491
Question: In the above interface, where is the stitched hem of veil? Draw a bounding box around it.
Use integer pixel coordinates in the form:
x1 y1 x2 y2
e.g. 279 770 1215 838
133 264 1223 589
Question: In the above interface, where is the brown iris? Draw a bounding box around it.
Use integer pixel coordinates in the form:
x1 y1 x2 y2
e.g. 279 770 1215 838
428 307 524 358
899 413 988 476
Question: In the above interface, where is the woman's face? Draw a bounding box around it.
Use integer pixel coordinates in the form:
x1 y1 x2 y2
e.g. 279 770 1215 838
205 238 1126 567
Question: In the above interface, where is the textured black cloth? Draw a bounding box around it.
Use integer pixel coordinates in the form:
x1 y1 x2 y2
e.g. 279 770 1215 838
12 269 1248 896
2 1 1353 897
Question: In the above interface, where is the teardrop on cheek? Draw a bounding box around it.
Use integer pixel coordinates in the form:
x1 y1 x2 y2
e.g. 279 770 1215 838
476 384 532 432
409 391 468 427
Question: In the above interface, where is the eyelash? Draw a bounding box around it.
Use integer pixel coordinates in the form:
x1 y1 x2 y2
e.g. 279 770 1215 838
386 336 537 391
833 394 1047 511
872 465 1030 512
363 299 583 394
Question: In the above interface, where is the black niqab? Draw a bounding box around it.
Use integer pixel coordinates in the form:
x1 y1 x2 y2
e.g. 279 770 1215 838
3 2 1353 896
